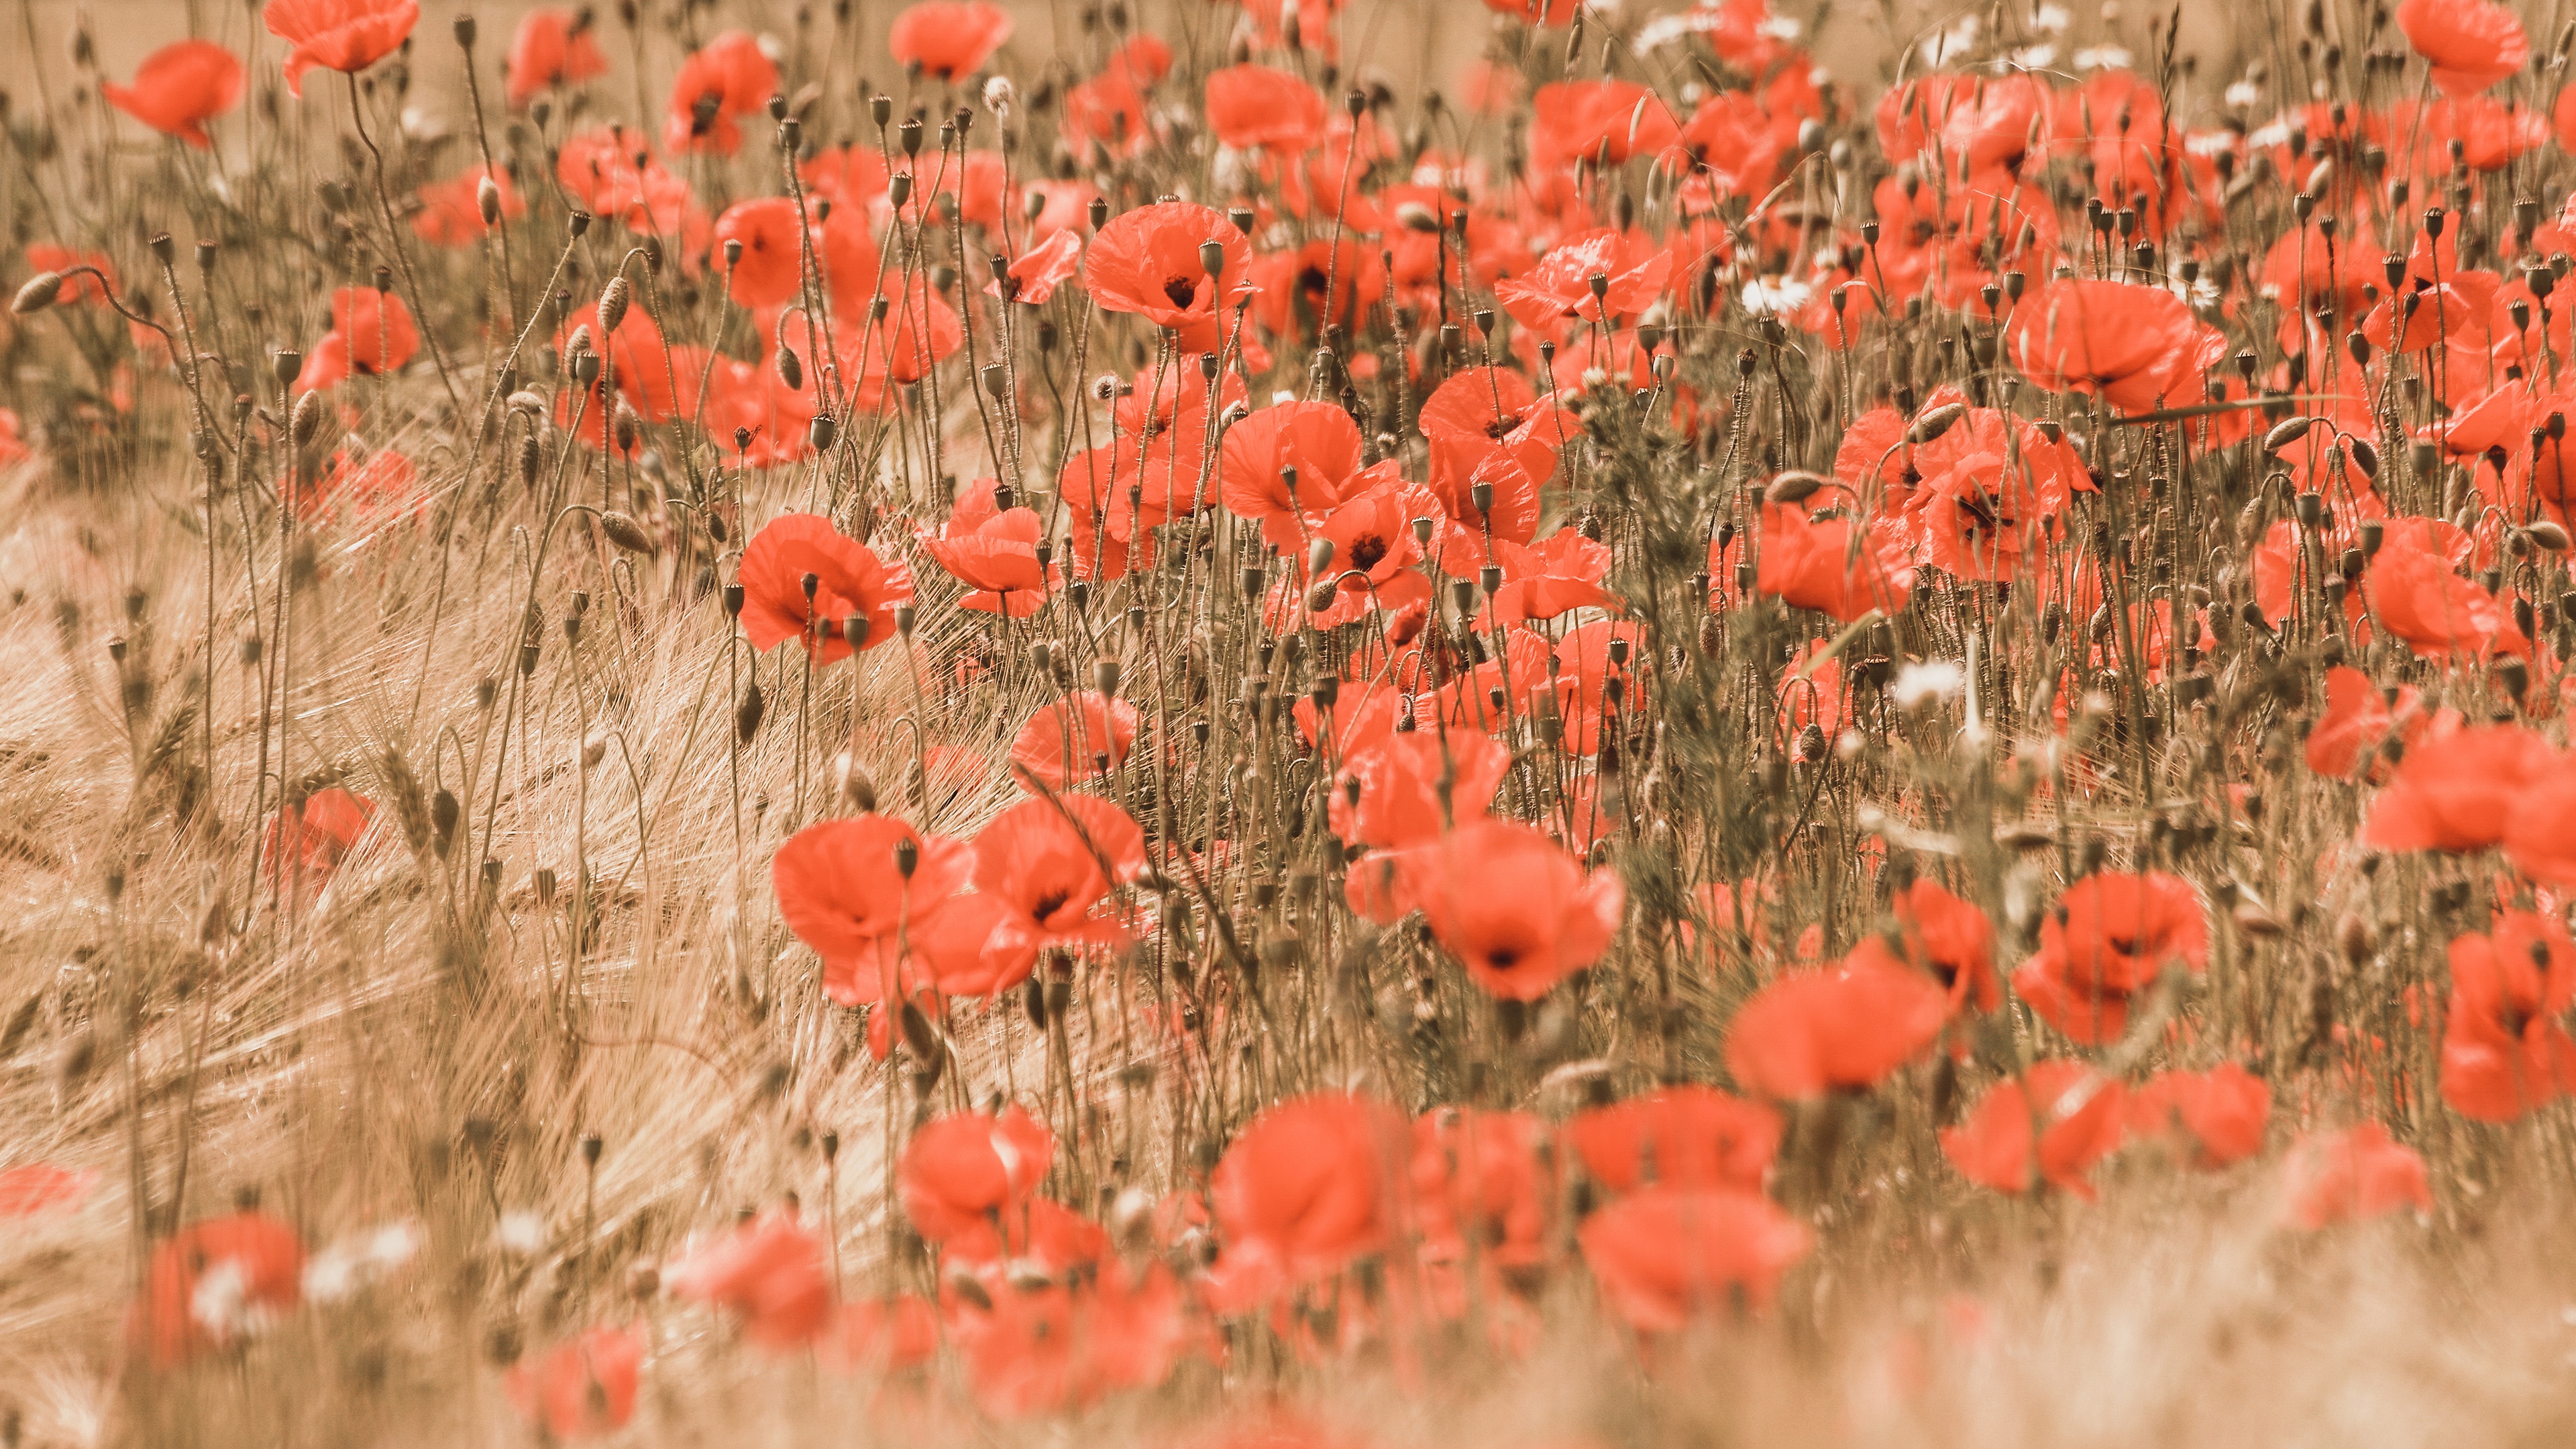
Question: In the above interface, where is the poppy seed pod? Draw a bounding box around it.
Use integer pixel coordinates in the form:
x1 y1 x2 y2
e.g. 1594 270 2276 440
573 350 602 386
1199 239 1227 276
808 413 837 451
597 276 630 335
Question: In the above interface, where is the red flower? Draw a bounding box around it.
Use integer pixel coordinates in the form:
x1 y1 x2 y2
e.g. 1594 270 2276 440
1565 1085 1782 1193
316 286 420 381
413 164 524 246
663 1210 833 1348
1478 529 1619 627
1328 727 1511 851
991 229 1082 305
2504 754 2576 886
1307 480 1435 628
712 196 880 311
2396 0 2526 99
900 1106 1055 1246
2127 1063 2271 1169
2364 538 2527 660
103 40 243 148
506 1325 646 1441
771 813 975 1006
1886 878 2000 1013
0 1162 96 1218
921 483 1055 614
2438 912 2576 1123
1220 398 1377 550
665 31 778 156
1751 500 1916 623
1493 227 1672 331
888 1 1014 80
1939 1061 2128 1199
1082 203 1256 352
1203 1093 1410 1314
506 8 610 109
2282 1123 2429 1228
1409 1108 1550 1269
2011 872 2207 1046
820 1294 939 1375
135 1210 305 1366
1529 80 1680 171
2004 278 2199 414
1724 947 1949 1099
1410 819 1623 1001
735 513 914 662
971 793 1148 972
263 786 376 883
1204 64 1327 154
2365 722 2557 853
2306 664 2427 780
1008 692 1140 791
264 0 418 97
1578 1186 1812 1330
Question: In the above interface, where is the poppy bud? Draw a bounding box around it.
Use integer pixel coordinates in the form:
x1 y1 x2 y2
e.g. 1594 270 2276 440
2261 416 2314 453
1307 579 1338 612
1763 472 1824 505
735 682 766 743
476 174 502 225
600 511 655 554
10 272 61 315
2531 520 2572 551
1908 403 1966 443
1087 196 1110 231
1307 537 1335 576
598 276 630 335
777 345 803 391
290 390 325 449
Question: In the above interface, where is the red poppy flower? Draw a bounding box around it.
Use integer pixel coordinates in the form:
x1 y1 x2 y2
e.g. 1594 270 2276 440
1221 399 1377 549
664 30 778 156
1939 1061 2128 1199
2365 721 2557 853
263 786 376 883
772 813 975 1006
712 196 879 311
2438 912 2576 1123
1724 947 1949 1099
888 1 1014 80
971 793 1148 973
2127 1063 2271 1169
2365 538 2528 660
991 229 1082 305
135 1209 305 1366
2396 0 2526 98
1064 70 1150 156
1203 1093 1410 1315
506 8 610 109
735 513 914 663
1884 878 1999 1014
2011 872 2207 1046
1565 1085 1782 1193
1082 203 1256 352
2282 1122 2430 1228
1750 500 1917 623
413 164 524 247
921 484 1055 614
2306 664 2428 780
1307 480 1436 628
264 0 418 97
323 286 420 380
1529 80 1680 171
1493 227 1672 331
0 409 28 469
506 1324 646 1441
1407 819 1623 1001
0 1162 96 1218
1579 1185 1811 1330
1409 1108 1550 1269
900 1105 1054 1245
104 40 244 148
1203 64 1328 154
821 1294 940 1375
1008 692 1140 791
1328 726 1511 851
24 244 114 307
2004 278 2199 414
1477 530 1619 628
663 1210 832 1349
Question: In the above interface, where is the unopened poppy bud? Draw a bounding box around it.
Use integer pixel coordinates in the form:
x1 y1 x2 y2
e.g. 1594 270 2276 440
600 511 655 554
598 276 630 335
775 345 803 392
735 682 766 743
1763 472 1824 505
2532 520 2572 551
1908 402 1966 443
1199 239 1227 276
1307 579 1338 612
2262 415 2314 453
476 174 502 225
1307 537 1334 576
835 752 878 810
290 391 325 448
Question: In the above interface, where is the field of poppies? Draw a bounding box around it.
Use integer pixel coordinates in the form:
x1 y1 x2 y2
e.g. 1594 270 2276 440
9 0 2576 1442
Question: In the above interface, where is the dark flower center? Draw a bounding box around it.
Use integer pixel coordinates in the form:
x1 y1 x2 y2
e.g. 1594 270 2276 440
1348 535 1389 572
1483 412 1524 440
1163 275 1197 309
1033 888 1071 920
